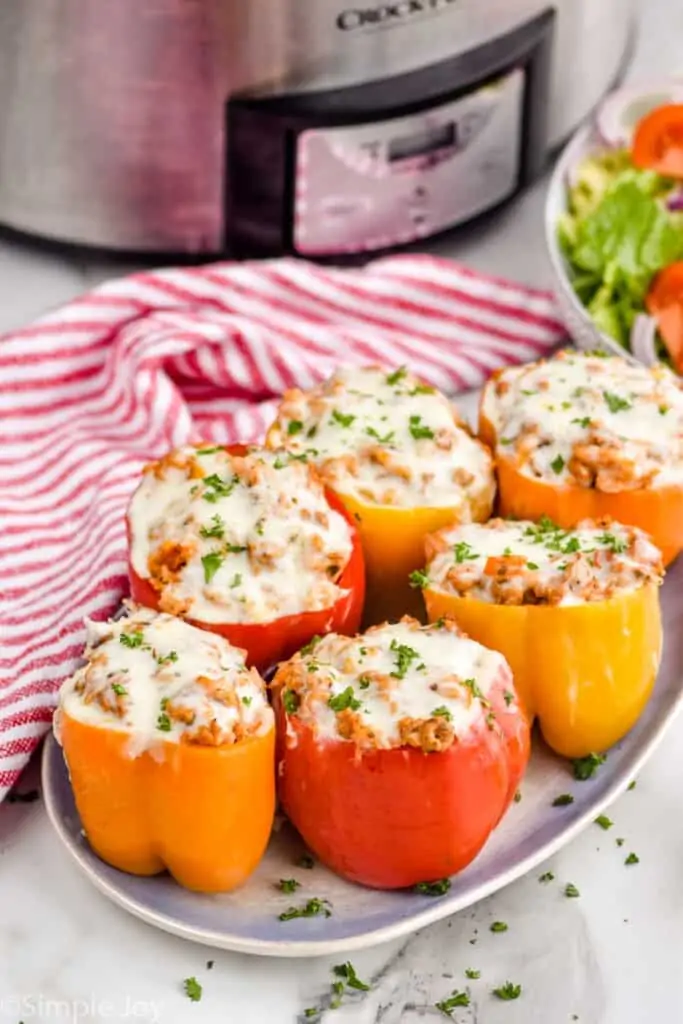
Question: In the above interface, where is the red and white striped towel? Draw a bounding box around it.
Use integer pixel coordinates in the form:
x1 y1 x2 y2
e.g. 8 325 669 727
0 255 566 800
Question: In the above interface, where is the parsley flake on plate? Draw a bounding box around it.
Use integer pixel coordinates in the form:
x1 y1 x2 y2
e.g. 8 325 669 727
333 962 370 992
552 794 574 807
490 921 508 933
493 982 522 1001
414 878 451 897
278 897 332 922
183 977 202 1002
572 752 606 780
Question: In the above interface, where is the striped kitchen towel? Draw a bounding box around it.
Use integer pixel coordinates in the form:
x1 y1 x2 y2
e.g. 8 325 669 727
0 255 566 800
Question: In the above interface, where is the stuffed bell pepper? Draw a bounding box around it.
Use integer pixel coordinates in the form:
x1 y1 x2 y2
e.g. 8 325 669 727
479 350 683 565
272 616 529 889
266 365 495 623
55 606 275 893
127 444 364 672
417 516 664 758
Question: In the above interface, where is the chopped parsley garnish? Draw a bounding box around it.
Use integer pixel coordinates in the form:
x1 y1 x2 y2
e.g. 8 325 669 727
206 960 214 970
201 551 223 583
503 690 514 706
490 921 508 933
453 541 478 563
255 518 265 536
465 969 481 980
616 837 625 847
410 384 435 395
595 815 613 830
627 780 637 791
513 790 522 803
625 852 639 865
603 391 631 413
278 878 300 894
597 532 628 554
408 414 435 440
572 752 606 780
242 695 252 706
331 409 356 428
328 687 362 713
111 682 127 696
203 473 238 503
527 561 539 570
225 542 248 554
435 990 470 1015
493 982 521 1001
550 454 565 475
409 568 430 589
304 1009 319 1019
333 962 370 992
659 404 669 415
120 630 144 648
539 871 554 883
389 639 420 678
230 573 242 588
431 706 452 721
287 420 304 435
461 677 486 702
565 883 580 898
358 675 372 689
386 366 407 386
195 446 222 455
366 425 395 444
278 897 331 921
282 689 300 715
414 878 451 896
157 711 172 732
183 977 202 1002
552 794 574 807
300 635 321 656
572 416 591 428
156 650 178 666
298 853 315 869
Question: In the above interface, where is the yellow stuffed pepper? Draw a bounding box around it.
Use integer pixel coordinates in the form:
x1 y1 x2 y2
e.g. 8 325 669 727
415 515 664 758
55 606 275 893
266 365 495 624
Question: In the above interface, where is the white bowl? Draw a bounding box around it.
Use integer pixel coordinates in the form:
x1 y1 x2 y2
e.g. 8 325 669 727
544 123 642 365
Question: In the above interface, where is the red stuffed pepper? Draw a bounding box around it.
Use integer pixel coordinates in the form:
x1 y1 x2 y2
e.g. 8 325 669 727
272 616 529 890
127 444 364 673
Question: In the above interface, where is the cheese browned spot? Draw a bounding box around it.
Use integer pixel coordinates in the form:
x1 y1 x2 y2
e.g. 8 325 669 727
481 350 683 492
276 616 512 752
267 365 494 510
423 517 663 607
57 606 273 753
128 446 354 625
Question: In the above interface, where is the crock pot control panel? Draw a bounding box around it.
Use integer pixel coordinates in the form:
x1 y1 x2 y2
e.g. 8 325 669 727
294 69 523 255
226 8 554 259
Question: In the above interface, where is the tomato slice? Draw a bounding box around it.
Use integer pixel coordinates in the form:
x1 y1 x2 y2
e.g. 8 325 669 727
128 446 365 673
632 104 683 178
645 261 683 371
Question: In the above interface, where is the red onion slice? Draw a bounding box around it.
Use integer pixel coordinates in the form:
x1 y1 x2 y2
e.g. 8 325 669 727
630 314 659 366
596 82 683 147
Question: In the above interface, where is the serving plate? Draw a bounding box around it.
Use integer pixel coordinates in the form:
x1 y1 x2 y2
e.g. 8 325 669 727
43 558 683 957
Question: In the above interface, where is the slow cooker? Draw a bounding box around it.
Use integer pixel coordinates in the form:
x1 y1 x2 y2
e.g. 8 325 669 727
0 0 635 257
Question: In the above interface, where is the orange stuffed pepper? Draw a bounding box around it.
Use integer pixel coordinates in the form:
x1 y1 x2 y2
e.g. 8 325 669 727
266 365 495 624
479 349 683 565
272 616 529 890
55 606 276 893
127 444 364 673
417 516 664 758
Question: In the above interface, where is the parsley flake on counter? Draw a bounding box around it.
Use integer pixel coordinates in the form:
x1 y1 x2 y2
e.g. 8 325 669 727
278 897 332 922
595 815 613 830
552 794 574 807
490 921 508 933
328 687 362 713
572 752 606 780
386 366 407 386
282 690 300 715
435 990 470 1016
550 454 565 475
199 513 225 539
625 852 639 865
183 977 202 1002
603 391 631 413
331 409 355 428
333 962 370 992
453 541 478 563
408 414 435 440
120 630 145 649
565 883 580 898
414 878 451 897
431 706 452 721
278 878 300 894
201 551 223 583
409 568 430 589
389 640 420 678
465 969 481 980
539 871 555 883
493 982 522 1001
616 837 625 847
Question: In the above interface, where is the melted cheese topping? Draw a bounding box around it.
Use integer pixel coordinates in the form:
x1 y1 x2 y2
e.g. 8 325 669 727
480 350 683 490
128 446 354 625
57 606 273 753
275 616 512 751
423 517 663 607
267 365 494 509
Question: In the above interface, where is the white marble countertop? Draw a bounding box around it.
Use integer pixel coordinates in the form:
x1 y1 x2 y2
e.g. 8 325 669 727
2 4 683 1022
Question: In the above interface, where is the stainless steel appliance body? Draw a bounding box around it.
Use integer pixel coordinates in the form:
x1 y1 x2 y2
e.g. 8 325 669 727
0 0 635 256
